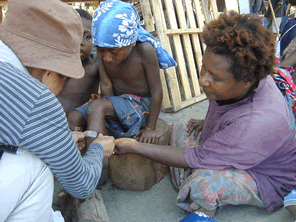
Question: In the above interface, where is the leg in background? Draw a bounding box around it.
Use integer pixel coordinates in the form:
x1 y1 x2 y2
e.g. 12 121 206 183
175 168 265 217
169 121 199 189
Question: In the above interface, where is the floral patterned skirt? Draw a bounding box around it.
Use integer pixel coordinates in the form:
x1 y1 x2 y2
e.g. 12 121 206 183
169 121 265 212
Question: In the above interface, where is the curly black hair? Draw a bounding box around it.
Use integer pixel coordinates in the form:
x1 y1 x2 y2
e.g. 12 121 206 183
202 11 276 83
76 9 92 21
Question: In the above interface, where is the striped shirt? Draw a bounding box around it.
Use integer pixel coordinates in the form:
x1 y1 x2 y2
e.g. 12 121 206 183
0 41 104 199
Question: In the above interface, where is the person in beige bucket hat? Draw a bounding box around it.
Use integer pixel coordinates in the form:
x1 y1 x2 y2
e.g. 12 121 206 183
0 0 115 221
0 0 84 79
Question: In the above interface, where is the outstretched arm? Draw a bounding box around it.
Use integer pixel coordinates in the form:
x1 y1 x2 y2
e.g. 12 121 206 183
97 56 114 96
137 43 163 143
115 138 189 168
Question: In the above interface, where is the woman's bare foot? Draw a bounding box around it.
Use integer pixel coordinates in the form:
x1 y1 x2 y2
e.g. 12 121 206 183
196 207 217 218
190 202 201 210
190 202 217 217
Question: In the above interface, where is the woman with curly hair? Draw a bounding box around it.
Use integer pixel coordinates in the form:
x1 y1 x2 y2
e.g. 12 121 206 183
114 11 296 219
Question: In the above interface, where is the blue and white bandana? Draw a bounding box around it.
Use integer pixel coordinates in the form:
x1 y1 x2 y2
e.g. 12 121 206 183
92 0 177 69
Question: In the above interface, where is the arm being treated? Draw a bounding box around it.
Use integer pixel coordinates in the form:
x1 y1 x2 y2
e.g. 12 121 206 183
116 139 189 168
134 144 189 168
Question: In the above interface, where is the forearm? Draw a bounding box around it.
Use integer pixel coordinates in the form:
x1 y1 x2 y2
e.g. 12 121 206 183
98 57 114 96
43 138 104 199
100 82 114 96
23 129 104 199
62 142 104 198
286 3 291 15
146 105 161 130
273 3 283 15
146 92 163 130
99 67 113 96
131 143 189 168
23 95 104 199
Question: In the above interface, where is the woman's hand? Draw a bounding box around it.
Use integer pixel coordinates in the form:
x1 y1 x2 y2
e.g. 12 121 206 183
186 119 205 139
71 131 86 152
92 133 115 159
115 138 140 155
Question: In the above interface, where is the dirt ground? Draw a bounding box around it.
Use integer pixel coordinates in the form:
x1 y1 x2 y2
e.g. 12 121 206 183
100 99 296 222
54 99 296 222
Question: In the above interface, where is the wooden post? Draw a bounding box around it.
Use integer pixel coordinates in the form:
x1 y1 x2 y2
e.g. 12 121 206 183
149 0 182 111
140 0 154 32
225 0 240 12
268 0 280 36
89 1 99 8
0 6 2 24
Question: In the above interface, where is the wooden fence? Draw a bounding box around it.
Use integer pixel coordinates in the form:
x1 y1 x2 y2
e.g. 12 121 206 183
0 0 239 112
140 0 220 112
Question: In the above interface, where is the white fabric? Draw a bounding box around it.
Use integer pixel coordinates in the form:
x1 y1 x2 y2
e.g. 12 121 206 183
52 210 65 222
275 37 281 58
0 148 55 222
271 17 283 34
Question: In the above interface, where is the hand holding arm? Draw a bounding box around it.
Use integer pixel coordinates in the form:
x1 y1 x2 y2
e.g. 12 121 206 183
71 131 86 152
92 133 115 159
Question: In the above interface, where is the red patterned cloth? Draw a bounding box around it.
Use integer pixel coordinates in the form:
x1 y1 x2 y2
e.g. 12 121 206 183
271 66 296 120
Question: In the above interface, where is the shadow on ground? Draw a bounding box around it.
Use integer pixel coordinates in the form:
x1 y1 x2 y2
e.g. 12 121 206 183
100 100 296 222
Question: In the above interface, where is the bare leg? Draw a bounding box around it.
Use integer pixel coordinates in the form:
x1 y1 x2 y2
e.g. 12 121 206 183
67 110 86 131
87 98 117 187
86 98 117 146
190 202 217 218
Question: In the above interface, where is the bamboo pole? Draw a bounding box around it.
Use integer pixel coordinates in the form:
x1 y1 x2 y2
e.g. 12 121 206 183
0 6 2 24
268 0 280 36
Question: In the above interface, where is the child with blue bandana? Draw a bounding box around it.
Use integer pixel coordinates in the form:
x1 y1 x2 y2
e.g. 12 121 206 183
68 0 177 145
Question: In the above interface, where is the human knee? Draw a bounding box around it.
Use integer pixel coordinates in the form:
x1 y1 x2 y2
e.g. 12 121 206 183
87 98 109 116
67 110 85 128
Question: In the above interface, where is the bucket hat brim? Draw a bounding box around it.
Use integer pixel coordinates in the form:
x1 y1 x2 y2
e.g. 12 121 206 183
0 21 84 79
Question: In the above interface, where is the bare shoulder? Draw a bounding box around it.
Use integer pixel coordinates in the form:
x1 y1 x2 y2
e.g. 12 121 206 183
84 57 100 78
136 42 158 61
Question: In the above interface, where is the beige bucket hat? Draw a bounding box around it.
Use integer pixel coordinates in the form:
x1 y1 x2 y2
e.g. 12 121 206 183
0 0 84 79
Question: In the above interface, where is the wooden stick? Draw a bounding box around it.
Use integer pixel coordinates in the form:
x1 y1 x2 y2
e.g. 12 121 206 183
268 0 280 36
0 6 2 24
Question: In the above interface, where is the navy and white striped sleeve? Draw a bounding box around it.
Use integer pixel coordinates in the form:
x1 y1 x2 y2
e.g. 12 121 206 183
0 62 104 199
